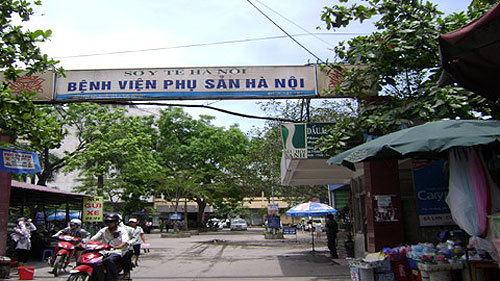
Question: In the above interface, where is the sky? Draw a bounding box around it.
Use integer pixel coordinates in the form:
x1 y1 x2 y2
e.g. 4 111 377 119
27 0 471 132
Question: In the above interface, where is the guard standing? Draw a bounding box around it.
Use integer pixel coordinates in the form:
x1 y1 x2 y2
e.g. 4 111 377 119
325 214 339 258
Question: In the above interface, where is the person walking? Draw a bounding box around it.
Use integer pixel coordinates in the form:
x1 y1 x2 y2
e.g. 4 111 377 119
11 217 37 266
325 214 339 259
126 218 146 266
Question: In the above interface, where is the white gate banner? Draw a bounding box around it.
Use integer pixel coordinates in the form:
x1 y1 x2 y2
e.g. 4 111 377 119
55 65 318 101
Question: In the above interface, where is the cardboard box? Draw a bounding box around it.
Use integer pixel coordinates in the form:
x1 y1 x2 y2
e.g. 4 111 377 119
374 260 392 273
375 272 395 281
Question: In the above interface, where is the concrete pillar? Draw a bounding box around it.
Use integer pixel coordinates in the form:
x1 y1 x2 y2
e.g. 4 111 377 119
364 159 404 252
0 134 11 256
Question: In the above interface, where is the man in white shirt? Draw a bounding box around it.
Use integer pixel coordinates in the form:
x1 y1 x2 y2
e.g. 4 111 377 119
90 214 130 281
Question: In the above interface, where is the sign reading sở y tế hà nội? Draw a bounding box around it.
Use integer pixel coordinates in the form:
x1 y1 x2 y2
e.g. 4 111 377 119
55 65 317 100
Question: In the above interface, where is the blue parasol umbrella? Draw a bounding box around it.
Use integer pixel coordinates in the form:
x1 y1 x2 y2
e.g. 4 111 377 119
286 202 337 253
286 202 338 218
46 211 81 221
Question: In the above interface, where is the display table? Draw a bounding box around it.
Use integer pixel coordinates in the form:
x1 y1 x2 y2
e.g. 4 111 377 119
418 262 464 281
468 260 499 281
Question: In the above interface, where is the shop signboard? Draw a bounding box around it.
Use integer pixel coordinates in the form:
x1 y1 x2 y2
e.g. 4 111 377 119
280 122 332 159
412 160 454 226
0 148 41 175
54 65 318 101
169 213 182 220
83 197 104 222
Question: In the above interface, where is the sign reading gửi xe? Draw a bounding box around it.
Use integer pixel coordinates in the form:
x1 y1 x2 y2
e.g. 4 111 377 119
281 123 332 159
55 65 317 100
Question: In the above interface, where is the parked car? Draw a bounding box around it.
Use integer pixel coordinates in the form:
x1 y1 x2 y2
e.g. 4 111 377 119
230 219 247 231
206 218 222 229
305 218 325 232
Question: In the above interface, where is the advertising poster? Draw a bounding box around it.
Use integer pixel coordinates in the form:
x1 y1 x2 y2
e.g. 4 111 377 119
83 197 104 222
281 122 332 159
412 160 454 226
374 195 398 222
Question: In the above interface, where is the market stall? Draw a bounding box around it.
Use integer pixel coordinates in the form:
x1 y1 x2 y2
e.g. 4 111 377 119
327 120 500 280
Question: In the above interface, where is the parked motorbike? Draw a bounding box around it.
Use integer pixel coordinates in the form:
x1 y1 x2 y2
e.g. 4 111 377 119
50 234 81 277
67 241 130 281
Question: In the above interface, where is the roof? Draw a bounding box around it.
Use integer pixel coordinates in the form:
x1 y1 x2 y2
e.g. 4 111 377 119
10 180 90 206
11 180 90 197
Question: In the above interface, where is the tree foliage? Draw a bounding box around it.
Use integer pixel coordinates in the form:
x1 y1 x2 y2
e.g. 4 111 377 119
0 0 63 148
63 103 160 214
318 0 500 155
154 107 250 223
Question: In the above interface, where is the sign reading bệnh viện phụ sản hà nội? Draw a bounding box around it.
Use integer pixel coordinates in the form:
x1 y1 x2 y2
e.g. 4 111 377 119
281 123 332 159
54 65 318 100
1 65 376 101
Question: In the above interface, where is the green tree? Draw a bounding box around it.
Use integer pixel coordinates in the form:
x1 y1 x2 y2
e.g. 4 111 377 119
155 107 250 226
64 103 160 213
318 0 500 155
0 0 63 150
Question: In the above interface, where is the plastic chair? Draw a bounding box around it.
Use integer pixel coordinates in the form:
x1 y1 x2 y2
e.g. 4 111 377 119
41 249 53 262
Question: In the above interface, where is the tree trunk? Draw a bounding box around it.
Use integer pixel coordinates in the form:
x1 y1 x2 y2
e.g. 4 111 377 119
97 174 104 196
195 197 207 227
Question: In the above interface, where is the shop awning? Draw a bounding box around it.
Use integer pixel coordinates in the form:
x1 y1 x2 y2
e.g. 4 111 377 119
10 180 90 206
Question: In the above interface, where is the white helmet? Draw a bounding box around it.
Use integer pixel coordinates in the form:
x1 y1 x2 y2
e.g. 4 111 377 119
70 219 82 227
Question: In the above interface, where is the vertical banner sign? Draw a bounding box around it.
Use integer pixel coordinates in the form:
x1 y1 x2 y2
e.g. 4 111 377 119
281 123 332 159
83 197 104 222
412 160 454 226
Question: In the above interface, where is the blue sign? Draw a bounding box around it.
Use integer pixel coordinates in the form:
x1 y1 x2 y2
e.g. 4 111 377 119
0 148 41 174
412 160 454 226
283 227 296 235
169 213 182 220
267 215 281 229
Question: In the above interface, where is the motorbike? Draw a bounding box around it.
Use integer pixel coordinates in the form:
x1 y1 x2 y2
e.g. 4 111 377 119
67 241 130 281
50 234 81 277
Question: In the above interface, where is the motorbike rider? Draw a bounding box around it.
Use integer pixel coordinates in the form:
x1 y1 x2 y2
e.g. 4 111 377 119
90 213 130 281
52 218 90 240
49 219 90 272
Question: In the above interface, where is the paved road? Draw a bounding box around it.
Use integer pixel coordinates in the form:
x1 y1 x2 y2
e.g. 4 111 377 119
13 228 351 281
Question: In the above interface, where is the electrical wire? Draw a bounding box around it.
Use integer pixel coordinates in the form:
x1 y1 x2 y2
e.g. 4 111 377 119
251 0 332 47
54 33 364 59
246 0 326 64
